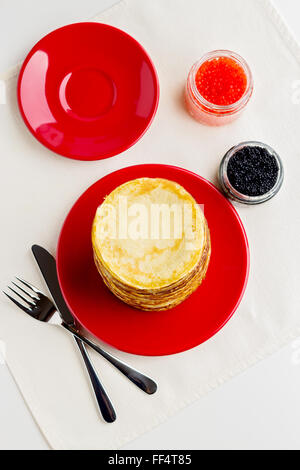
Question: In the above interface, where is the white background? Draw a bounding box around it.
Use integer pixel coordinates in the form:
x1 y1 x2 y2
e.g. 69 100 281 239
0 0 300 450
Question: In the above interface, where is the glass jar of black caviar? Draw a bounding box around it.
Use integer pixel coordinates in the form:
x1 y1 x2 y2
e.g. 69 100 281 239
219 141 284 205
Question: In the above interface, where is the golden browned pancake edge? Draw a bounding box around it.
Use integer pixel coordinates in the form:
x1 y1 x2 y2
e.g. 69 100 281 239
92 178 211 311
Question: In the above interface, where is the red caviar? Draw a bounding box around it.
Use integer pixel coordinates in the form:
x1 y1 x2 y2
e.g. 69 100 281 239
185 50 253 126
195 57 248 106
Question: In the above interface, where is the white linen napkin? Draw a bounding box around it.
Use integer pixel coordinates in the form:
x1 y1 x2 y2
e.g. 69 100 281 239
1 0 300 450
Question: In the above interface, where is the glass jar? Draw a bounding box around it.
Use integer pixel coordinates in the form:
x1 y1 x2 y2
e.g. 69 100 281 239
185 50 254 126
218 141 284 205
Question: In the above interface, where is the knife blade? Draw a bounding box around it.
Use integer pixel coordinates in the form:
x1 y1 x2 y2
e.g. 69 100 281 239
31 244 76 327
32 245 157 395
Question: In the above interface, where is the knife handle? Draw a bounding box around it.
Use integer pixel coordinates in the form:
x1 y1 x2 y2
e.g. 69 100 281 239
63 325 157 395
73 336 116 423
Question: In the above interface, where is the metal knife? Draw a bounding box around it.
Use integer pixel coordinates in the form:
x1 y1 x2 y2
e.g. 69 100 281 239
32 244 116 422
31 245 157 395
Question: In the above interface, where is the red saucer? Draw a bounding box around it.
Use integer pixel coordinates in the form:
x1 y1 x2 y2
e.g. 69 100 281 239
57 165 249 356
17 23 159 161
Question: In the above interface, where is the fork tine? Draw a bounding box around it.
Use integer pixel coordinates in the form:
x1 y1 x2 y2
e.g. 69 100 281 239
7 286 36 307
11 281 38 300
15 277 42 295
3 291 34 315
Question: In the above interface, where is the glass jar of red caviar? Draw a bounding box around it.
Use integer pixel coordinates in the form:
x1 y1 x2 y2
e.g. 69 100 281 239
185 50 253 126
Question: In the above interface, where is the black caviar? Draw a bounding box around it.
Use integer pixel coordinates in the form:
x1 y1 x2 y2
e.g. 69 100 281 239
227 146 279 197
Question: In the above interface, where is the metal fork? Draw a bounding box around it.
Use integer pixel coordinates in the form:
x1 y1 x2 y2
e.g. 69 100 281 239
3 278 116 423
3 278 157 393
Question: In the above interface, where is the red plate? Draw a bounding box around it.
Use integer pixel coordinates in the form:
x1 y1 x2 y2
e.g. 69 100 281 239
57 165 249 356
17 23 159 161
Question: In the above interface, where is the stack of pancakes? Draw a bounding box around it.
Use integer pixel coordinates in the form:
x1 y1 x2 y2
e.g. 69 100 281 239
92 178 211 311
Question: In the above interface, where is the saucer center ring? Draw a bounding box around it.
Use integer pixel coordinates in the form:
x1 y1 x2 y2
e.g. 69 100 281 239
59 68 116 119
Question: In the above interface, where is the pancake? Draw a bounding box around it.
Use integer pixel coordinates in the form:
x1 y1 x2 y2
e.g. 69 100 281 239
92 178 211 311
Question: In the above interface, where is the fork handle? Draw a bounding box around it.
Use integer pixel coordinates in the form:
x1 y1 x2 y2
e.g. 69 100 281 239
73 336 116 423
63 325 157 395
